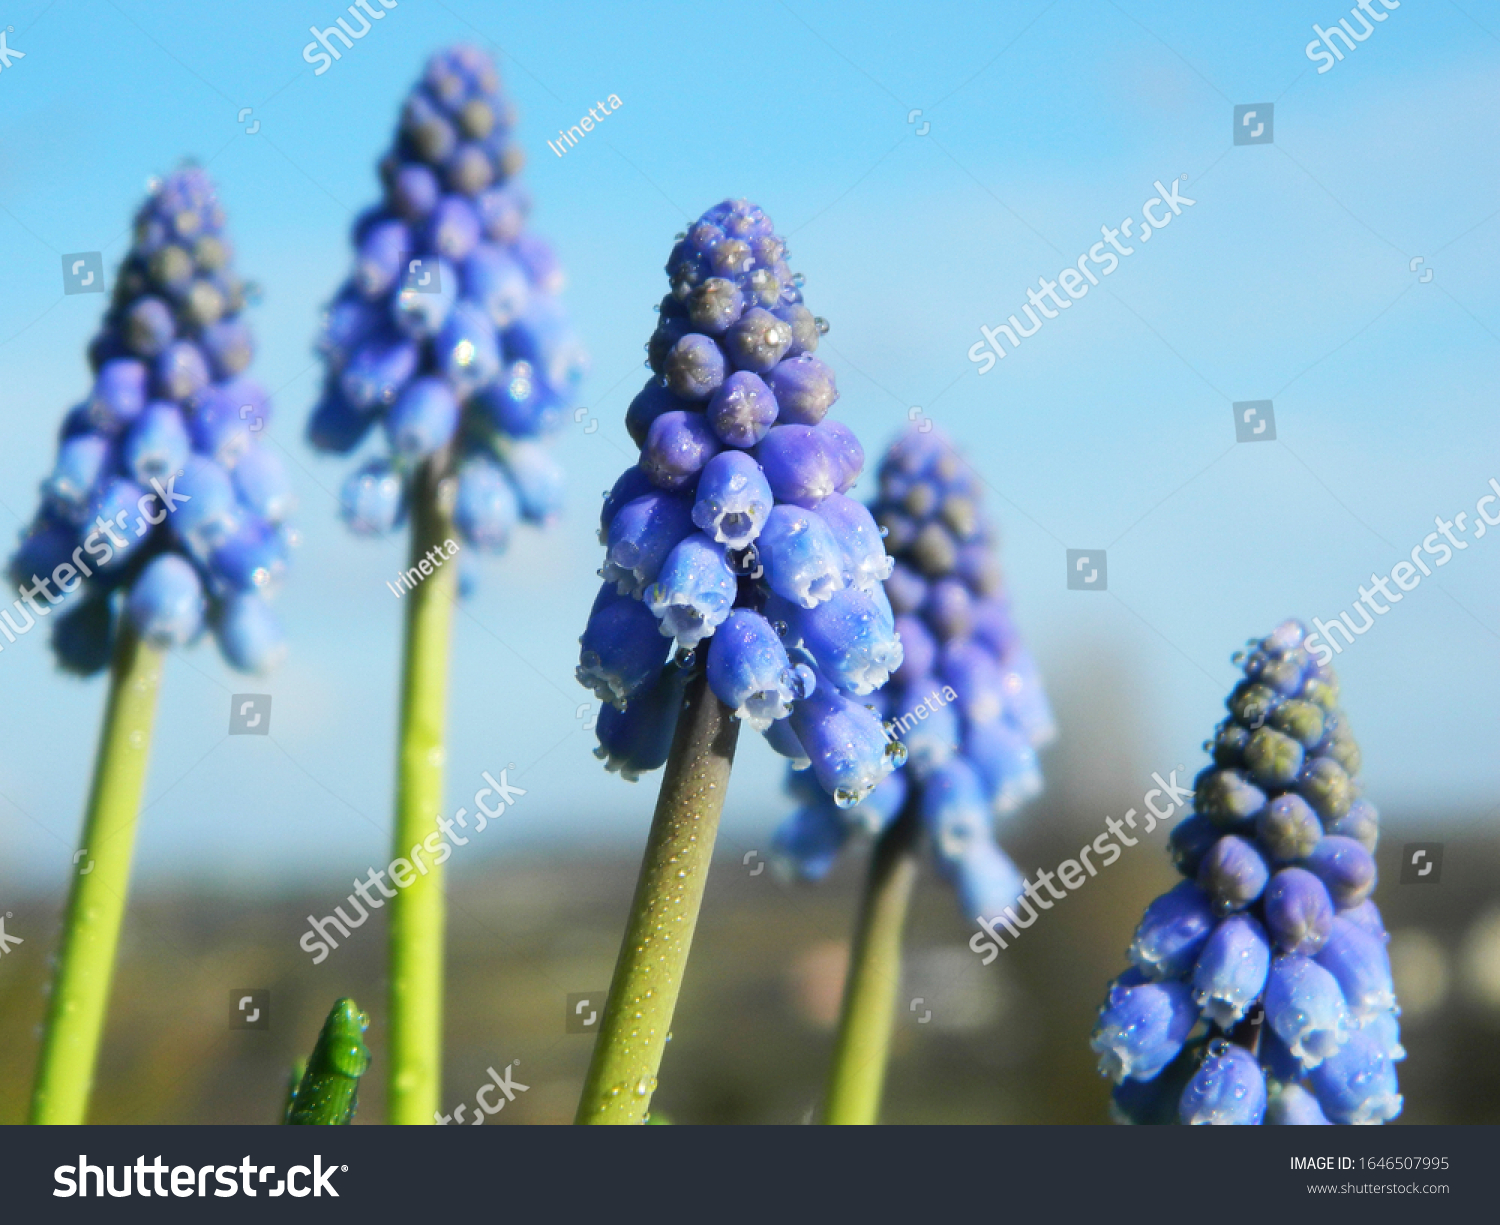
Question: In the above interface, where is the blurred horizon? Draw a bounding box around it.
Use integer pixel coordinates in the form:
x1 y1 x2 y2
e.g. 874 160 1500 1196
4 810 1498 1124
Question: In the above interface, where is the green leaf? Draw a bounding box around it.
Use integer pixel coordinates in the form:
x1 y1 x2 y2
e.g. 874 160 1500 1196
281 1057 308 1124
286 998 371 1125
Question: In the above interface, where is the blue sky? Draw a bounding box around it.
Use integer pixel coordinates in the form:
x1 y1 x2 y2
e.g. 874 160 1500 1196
0 0 1496 890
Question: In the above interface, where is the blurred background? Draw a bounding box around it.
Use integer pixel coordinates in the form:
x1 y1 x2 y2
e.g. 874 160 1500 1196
0 0 1497 1122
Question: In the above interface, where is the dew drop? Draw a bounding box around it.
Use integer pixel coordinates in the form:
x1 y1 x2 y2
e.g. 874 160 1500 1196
790 663 815 699
791 272 806 288
673 646 697 669
771 620 789 638
813 317 830 335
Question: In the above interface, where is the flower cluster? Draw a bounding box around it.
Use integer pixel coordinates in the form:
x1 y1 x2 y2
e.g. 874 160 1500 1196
1091 620 1402 1125
578 197 903 804
310 45 584 578
8 165 290 675
773 428 1056 916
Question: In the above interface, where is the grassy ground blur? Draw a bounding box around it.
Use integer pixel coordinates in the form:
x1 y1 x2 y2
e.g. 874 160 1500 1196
2 806 1496 1125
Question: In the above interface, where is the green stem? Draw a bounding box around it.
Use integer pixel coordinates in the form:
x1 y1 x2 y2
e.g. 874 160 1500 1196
388 455 457 1125
575 670 739 1124
822 801 921 1125
30 629 164 1125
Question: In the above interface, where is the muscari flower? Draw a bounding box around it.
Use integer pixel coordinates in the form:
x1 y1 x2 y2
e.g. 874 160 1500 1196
578 197 904 804
309 45 584 582
1092 619 1402 1125
8 166 291 675
770 427 1056 920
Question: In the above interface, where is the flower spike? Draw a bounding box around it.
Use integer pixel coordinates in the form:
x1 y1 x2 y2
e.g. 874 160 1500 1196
1093 619 1402 1125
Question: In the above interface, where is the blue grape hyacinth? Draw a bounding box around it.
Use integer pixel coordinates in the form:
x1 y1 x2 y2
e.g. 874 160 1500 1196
310 45 585 574
771 427 1057 919
8 166 291 675
579 197 904 803
1092 619 1403 1125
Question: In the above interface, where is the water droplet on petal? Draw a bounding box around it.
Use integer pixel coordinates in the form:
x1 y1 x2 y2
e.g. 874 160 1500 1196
813 316 830 335
790 663 815 699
